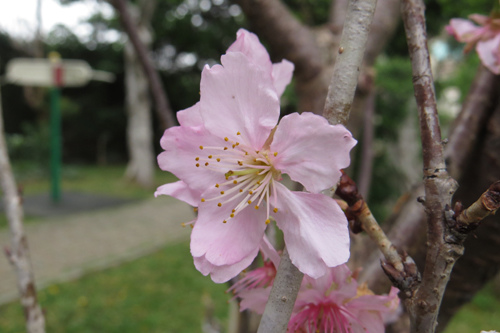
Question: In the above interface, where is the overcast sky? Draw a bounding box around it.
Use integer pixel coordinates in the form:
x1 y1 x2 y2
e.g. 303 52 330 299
0 0 113 39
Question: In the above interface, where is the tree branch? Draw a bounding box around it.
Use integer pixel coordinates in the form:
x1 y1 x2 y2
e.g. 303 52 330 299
336 172 406 273
401 0 463 331
323 0 378 125
110 0 176 129
0 89 45 333
256 247 303 333
445 65 498 179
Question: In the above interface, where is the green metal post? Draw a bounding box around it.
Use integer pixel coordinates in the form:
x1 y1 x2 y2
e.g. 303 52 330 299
50 87 61 202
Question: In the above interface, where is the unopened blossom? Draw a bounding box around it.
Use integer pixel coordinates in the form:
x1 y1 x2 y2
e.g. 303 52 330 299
446 14 500 74
155 29 357 282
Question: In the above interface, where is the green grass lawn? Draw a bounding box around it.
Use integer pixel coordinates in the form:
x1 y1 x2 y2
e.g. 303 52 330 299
0 242 230 333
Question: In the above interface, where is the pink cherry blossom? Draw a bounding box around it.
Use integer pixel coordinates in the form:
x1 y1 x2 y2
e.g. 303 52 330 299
155 29 357 282
289 265 400 333
446 14 500 74
233 255 400 333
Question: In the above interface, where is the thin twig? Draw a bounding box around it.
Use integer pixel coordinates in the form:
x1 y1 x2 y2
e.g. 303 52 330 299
323 0 378 125
455 181 500 227
0 89 45 332
336 172 405 272
110 0 176 129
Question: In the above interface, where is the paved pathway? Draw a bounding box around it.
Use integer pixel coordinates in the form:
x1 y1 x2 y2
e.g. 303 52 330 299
0 196 193 305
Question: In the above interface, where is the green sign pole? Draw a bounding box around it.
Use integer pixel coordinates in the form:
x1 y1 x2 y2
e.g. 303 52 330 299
50 52 62 203
50 86 61 202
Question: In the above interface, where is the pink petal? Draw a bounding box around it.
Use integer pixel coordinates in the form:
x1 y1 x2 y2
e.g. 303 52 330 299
272 182 350 278
193 248 258 283
272 59 294 98
477 35 500 75
238 287 272 314
227 29 273 74
176 102 203 127
447 18 480 42
154 180 200 206
270 112 357 193
191 188 268 265
260 235 281 268
157 125 227 193
228 29 294 98
199 51 280 150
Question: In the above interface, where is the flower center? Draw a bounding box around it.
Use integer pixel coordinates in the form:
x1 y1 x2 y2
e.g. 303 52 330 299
196 131 280 224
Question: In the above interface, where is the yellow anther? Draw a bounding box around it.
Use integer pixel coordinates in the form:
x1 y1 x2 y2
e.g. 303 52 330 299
249 191 254 195
233 180 238 184
195 157 200 161
253 158 257 162
190 224 194 229
237 131 241 135
199 146 204 150
205 162 209 166
208 155 212 159
256 150 260 153
223 220 227 223
274 152 278 157
201 198 206 202
224 137 229 142
255 206 259 210
273 208 278 213
247 200 252 204
193 207 198 212
181 222 186 227
217 158 221 162
257 181 261 185
232 209 236 213
245 152 248 155
232 144 236 148
230 213 235 218
224 147 228 150
215 184 220 188
239 189 243 192
225 176 229 180
196 163 200 167
238 161 243 166
235 142 240 146
265 219 271 225
220 191 225 195
217 203 222 207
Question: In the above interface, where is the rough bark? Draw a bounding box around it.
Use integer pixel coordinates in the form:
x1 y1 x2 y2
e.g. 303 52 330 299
0 86 45 333
124 0 155 188
401 0 468 331
111 0 176 130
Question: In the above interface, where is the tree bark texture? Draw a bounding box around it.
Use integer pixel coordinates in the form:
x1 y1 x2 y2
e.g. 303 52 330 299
111 0 176 130
0 87 45 333
124 0 155 188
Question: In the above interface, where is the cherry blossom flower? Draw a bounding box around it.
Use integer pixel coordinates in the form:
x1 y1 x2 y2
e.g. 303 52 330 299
155 29 357 282
233 256 400 333
446 14 500 74
289 265 400 333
